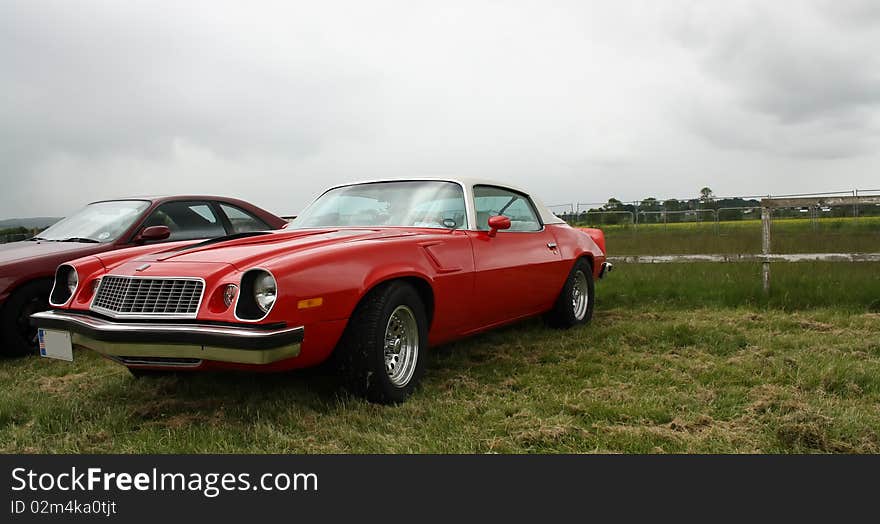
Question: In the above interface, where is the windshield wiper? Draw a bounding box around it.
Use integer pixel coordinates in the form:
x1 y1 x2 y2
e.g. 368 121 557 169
167 231 271 253
59 237 100 243
29 236 49 241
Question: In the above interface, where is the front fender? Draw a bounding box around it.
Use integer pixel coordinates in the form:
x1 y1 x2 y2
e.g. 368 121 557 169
362 264 435 298
265 233 473 345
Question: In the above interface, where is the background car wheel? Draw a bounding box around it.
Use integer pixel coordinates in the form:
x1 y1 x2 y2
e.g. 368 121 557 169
335 281 428 404
0 279 52 357
544 258 595 329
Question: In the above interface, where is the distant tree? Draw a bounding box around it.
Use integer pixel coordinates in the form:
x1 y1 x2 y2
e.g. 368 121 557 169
684 198 701 211
639 197 660 210
635 198 659 223
715 197 761 220
0 226 30 243
663 199 681 211
699 187 714 203
715 197 759 209
658 199 680 223
604 198 622 210
0 226 28 236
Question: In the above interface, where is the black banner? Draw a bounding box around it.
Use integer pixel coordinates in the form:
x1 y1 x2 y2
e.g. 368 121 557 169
1 455 876 522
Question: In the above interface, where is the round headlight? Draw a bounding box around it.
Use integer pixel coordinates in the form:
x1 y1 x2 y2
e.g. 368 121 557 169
253 272 276 312
67 270 79 294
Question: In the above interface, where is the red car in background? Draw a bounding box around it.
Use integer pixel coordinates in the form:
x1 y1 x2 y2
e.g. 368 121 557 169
0 196 287 356
33 179 611 403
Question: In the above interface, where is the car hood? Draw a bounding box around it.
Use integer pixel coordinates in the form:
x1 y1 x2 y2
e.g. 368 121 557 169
0 240 107 267
103 228 432 272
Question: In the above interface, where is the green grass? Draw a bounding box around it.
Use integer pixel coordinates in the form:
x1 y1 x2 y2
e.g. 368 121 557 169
590 216 880 255
603 262 880 311
2 264 880 453
2 241 878 453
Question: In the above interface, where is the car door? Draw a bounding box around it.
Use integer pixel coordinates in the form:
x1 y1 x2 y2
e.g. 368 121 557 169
467 185 564 328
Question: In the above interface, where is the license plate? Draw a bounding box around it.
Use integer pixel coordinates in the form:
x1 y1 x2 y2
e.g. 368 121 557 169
38 329 73 361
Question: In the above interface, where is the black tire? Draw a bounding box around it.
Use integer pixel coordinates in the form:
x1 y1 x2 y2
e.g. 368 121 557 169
544 258 595 329
0 279 52 357
335 281 428 404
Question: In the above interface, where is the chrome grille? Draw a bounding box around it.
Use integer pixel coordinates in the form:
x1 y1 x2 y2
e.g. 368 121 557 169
90 276 204 318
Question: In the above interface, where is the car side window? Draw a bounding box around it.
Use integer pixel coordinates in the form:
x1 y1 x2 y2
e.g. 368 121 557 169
141 202 226 241
219 203 270 233
473 186 542 232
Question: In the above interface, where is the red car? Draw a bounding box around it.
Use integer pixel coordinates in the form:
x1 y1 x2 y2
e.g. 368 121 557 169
0 196 287 356
32 179 611 403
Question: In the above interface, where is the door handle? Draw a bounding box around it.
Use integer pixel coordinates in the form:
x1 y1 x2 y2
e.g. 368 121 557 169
547 242 557 250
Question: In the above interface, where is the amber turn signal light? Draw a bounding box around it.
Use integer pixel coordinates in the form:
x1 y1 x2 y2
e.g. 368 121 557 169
297 297 323 309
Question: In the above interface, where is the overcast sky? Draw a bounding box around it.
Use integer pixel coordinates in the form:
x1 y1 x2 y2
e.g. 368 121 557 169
2 0 879 218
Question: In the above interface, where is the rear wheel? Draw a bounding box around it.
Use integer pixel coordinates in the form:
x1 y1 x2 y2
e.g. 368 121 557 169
0 280 51 357
544 258 594 329
335 281 428 404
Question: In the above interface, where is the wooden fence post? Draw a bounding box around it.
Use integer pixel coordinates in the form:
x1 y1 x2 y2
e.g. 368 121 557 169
761 206 771 294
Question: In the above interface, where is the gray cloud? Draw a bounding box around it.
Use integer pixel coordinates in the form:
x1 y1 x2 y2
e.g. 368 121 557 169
674 1 880 158
0 2 378 162
2 0 880 219
819 0 880 28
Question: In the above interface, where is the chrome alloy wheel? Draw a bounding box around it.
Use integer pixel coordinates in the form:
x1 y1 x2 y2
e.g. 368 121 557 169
384 305 419 387
571 270 589 321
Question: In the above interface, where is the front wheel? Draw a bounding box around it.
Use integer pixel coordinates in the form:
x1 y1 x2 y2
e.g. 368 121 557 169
335 281 428 404
545 258 595 329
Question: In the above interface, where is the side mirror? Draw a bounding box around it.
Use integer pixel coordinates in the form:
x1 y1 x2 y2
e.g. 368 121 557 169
487 215 511 237
135 225 171 243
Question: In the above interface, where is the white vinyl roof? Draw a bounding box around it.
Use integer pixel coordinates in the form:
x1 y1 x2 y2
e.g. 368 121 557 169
321 177 566 228
452 177 566 226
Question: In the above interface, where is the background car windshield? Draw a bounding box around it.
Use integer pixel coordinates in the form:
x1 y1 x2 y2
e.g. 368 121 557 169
292 181 468 229
37 200 150 242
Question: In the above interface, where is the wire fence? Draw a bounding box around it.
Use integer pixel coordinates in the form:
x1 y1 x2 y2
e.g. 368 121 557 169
593 194 880 292
554 188 880 232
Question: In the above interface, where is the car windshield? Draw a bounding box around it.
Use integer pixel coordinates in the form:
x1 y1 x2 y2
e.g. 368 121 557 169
292 181 468 229
36 200 150 243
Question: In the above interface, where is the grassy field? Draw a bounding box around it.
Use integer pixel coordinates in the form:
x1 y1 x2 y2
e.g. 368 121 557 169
605 262 880 311
2 215 878 454
1 262 879 454
590 216 880 255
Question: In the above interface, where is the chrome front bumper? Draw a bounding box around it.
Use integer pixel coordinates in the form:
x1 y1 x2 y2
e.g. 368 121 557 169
30 310 303 365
